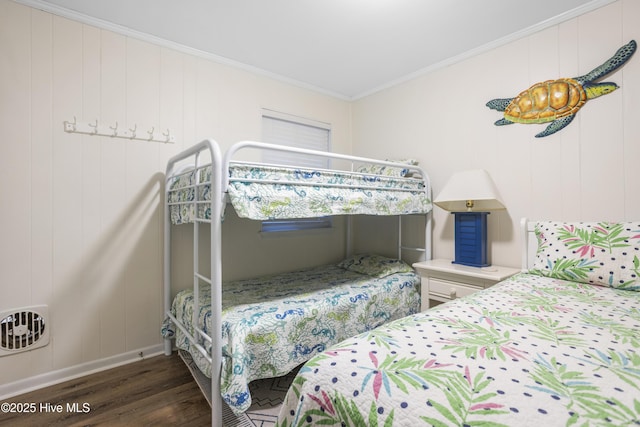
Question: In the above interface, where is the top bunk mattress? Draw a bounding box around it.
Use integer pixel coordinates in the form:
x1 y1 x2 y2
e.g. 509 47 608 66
168 162 432 224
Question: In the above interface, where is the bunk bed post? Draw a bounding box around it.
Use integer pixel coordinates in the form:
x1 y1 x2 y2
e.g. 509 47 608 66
163 165 173 356
193 150 201 363
206 140 224 427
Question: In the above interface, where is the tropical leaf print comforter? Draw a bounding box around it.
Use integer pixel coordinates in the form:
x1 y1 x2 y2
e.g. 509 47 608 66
276 273 640 426
163 263 420 414
168 163 431 224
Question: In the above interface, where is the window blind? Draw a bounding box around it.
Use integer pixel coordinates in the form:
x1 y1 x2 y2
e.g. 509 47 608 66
261 112 331 169
261 110 332 233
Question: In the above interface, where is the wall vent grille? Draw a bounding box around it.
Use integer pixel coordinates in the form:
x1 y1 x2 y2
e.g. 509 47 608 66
0 305 49 356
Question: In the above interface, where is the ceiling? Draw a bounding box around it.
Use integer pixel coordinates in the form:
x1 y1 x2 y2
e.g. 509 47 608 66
24 0 613 99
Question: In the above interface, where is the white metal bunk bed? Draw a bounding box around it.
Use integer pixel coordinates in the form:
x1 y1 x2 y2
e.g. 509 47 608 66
162 139 432 426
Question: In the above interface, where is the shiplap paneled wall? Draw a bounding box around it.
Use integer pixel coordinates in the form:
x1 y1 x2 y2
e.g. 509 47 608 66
352 0 640 268
0 0 351 393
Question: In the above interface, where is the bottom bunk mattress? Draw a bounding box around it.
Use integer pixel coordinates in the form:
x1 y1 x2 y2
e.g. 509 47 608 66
162 254 421 414
276 273 640 426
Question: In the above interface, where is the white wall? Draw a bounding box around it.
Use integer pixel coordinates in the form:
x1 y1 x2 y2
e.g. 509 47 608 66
0 0 351 391
352 0 640 268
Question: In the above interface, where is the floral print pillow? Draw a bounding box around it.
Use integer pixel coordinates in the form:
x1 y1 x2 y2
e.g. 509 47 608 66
529 221 640 290
338 253 413 277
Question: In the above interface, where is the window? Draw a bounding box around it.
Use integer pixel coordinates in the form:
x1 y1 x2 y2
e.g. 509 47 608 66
261 110 332 233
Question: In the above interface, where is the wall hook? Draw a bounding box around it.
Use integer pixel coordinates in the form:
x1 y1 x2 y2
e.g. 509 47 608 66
128 124 137 139
63 116 78 132
88 119 99 134
109 121 118 137
147 127 155 141
162 128 171 142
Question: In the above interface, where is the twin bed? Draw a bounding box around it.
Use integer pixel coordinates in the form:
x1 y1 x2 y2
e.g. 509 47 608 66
161 139 433 423
168 257 422 414
276 219 640 426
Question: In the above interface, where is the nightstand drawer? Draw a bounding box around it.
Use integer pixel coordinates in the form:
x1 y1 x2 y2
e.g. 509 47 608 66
428 278 480 302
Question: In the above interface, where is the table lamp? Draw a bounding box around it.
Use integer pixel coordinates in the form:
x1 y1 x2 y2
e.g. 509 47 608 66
434 169 505 267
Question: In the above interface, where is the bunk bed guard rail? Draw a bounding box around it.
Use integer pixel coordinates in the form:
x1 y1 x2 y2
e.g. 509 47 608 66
223 141 433 259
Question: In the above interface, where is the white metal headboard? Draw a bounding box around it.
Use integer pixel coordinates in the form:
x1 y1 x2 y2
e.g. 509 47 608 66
520 217 537 271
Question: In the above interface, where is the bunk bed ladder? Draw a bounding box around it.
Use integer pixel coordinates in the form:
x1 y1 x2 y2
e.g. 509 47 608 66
164 139 224 427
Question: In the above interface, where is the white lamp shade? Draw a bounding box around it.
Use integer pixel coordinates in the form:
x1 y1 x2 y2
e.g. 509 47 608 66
434 169 505 212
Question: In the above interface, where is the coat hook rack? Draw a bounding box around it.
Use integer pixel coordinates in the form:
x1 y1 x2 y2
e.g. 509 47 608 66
63 118 175 144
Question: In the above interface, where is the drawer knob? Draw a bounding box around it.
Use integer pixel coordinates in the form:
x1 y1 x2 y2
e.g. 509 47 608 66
449 288 457 299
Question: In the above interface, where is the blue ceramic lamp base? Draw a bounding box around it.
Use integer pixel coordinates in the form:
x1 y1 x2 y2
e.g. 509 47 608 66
452 211 490 267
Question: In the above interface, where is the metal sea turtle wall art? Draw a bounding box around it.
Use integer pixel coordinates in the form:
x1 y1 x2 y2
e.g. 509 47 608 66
486 40 636 138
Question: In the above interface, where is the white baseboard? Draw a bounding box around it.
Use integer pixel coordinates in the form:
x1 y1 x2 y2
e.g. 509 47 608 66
0 344 165 401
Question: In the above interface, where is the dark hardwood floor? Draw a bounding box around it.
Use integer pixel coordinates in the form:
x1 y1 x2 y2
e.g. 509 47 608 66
0 353 211 426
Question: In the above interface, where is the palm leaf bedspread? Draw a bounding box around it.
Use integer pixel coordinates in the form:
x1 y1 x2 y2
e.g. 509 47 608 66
276 273 640 426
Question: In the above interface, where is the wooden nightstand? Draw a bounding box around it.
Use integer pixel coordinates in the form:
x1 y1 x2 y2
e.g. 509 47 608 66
413 259 520 311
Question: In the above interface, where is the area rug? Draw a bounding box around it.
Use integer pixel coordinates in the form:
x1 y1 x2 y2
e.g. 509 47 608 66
178 350 298 427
